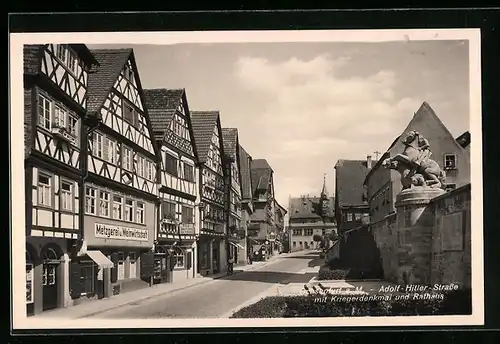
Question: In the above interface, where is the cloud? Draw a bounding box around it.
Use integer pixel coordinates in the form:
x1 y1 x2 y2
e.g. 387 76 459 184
233 54 423 206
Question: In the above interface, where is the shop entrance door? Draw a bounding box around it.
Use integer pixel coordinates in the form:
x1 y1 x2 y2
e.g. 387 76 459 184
42 248 59 311
212 246 219 273
117 252 125 280
129 252 137 279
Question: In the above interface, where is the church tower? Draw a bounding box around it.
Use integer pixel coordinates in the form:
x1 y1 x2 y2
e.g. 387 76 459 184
320 173 330 218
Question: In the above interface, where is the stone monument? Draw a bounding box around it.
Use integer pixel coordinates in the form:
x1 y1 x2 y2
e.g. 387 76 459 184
382 130 446 285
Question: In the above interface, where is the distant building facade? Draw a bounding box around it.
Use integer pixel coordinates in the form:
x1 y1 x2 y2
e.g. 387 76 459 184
238 145 254 261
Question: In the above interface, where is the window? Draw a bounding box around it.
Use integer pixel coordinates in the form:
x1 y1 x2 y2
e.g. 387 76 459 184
346 213 353 222
174 253 185 268
103 137 116 164
305 229 313 236
122 147 132 171
57 44 68 62
299 241 303 246
54 105 66 128
125 199 134 222
162 201 176 220
444 154 457 169
445 184 457 192
182 206 194 224
38 94 52 130
165 153 178 177
147 160 154 181
68 114 78 137
99 191 110 217
67 50 77 75
137 155 145 178
38 173 51 207
92 132 103 158
113 196 123 220
354 213 361 221
136 202 145 224
85 187 96 214
183 163 195 182
292 229 302 236
60 180 72 211
123 102 136 125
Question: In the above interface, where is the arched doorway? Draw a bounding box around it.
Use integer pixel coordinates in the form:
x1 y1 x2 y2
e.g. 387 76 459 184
26 250 35 316
42 246 61 311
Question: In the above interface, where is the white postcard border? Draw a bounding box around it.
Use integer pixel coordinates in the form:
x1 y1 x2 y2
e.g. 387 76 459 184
10 28 483 329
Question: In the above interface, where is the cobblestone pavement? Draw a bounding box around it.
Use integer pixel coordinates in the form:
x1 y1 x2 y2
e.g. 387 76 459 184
86 251 320 319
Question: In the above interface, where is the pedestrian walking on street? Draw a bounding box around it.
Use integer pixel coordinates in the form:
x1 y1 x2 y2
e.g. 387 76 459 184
227 256 234 275
248 253 253 265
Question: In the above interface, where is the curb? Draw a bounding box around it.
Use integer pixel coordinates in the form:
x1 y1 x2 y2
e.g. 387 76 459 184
78 257 285 319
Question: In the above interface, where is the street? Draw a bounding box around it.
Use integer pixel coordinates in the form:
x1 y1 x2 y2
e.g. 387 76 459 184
86 251 320 319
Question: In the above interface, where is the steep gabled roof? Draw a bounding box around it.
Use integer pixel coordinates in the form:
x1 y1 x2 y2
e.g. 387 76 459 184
221 128 238 159
290 211 322 221
190 111 221 163
239 145 253 200
87 49 132 115
251 159 273 172
143 88 184 140
87 48 160 160
335 159 371 207
364 101 464 185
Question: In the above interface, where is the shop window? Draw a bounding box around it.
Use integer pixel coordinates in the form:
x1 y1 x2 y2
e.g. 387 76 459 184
174 252 185 268
80 261 96 296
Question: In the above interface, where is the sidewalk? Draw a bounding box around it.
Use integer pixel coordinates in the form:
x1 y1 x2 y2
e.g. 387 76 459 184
34 250 300 319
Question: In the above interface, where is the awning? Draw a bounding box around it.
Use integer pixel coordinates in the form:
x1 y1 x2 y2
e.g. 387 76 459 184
85 250 114 269
229 242 245 250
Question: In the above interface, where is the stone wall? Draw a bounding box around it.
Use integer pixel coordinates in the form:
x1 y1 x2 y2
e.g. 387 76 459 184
367 184 471 287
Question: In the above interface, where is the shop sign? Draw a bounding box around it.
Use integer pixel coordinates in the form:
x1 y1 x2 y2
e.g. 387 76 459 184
95 223 149 242
179 224 195 235
26 264 33 304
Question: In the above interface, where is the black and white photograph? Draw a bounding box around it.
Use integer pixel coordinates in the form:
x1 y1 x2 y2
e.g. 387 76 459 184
10 29 483 329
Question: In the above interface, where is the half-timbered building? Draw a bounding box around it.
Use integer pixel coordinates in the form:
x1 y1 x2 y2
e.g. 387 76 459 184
144 88 200 282
23 44 99 315
221 128 245 265
249 159 278 260
190 111 227 276
238 145 254 261
78 49 160 298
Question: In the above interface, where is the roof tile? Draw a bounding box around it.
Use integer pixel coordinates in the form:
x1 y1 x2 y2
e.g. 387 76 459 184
143 88 185 140
221 128 238 159
87 49 132 115
191 111 220 163
23 45 42 75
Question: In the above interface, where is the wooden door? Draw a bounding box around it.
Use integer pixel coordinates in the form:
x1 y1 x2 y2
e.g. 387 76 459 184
129 252 137 279
117 252 125 280
42 248 59 311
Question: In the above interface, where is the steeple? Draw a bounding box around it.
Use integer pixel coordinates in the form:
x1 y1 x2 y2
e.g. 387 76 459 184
321 173 328 198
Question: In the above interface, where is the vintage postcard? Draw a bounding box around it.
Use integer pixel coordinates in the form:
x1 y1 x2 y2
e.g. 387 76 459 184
10 28 483 330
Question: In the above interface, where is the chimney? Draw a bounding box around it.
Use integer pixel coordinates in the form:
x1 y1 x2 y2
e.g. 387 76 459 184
367 155 372 169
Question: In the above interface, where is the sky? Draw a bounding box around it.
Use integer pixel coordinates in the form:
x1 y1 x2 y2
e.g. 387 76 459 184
87 40 470 210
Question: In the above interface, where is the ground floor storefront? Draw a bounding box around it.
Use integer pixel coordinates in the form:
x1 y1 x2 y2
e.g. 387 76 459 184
155 234 197 284
197 233 226 276
26 236 74 316
70 212 156 304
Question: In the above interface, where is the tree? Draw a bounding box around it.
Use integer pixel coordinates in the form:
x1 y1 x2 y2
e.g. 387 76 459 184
312 234 323 242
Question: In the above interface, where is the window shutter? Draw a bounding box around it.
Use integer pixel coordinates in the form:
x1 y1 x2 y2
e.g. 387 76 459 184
186 252 192 269
69 261 82 299
110 253 118 283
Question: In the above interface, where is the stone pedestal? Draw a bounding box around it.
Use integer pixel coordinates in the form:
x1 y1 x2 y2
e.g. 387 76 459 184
395 187 445 285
